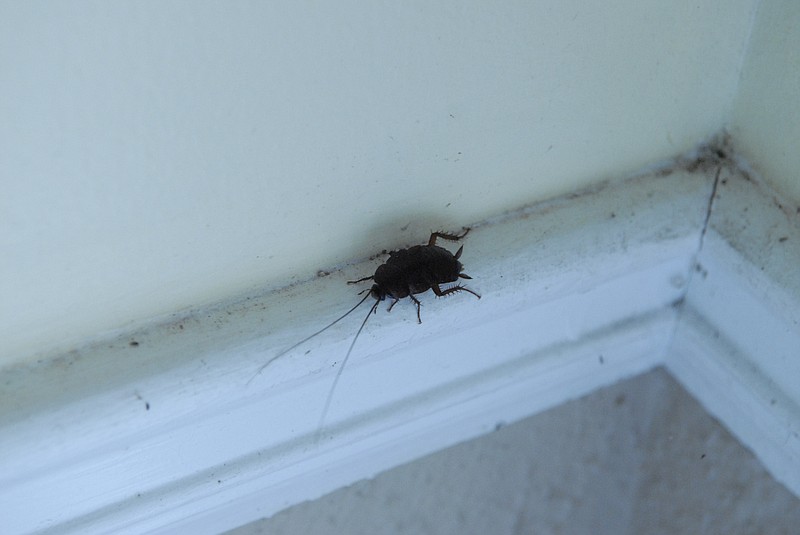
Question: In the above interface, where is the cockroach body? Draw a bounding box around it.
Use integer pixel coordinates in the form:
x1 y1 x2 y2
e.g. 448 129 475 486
249 229 480 440
350 229 480 323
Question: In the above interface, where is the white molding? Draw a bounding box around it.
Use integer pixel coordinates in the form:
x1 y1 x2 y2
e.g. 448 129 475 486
667 163 800 496
2 155 799 534
668 309 800 499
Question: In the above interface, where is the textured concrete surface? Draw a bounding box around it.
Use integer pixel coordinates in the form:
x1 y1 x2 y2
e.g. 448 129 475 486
225 368 800 535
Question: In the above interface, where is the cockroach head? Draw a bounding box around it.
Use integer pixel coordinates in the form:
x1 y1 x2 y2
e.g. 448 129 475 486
369 284 385 302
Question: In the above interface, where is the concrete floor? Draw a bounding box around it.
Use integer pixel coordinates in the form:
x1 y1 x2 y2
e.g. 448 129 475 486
225 368 800 535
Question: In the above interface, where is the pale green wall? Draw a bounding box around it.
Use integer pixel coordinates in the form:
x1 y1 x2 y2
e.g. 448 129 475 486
0 1 760 365
731 0 800 205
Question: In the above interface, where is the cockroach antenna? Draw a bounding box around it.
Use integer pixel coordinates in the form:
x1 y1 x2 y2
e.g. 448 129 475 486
315 294 380 441
246 289 375 386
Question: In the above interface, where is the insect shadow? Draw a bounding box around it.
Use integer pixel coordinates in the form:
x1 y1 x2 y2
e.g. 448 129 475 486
248 228 480 440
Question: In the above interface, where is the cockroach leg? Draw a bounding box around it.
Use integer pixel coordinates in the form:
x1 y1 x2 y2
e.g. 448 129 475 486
409 294 422 323
387 297 400 312
431 284 447 297
459 286 482 299
427 228 470 247
432 283 481 300
459 273 472 279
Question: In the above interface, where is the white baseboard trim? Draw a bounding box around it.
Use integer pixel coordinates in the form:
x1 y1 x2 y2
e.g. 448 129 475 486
2 147 798 534
667 308 800 501
667 162 800 497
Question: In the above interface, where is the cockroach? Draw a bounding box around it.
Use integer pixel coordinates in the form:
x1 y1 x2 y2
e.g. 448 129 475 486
249 229 480 437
